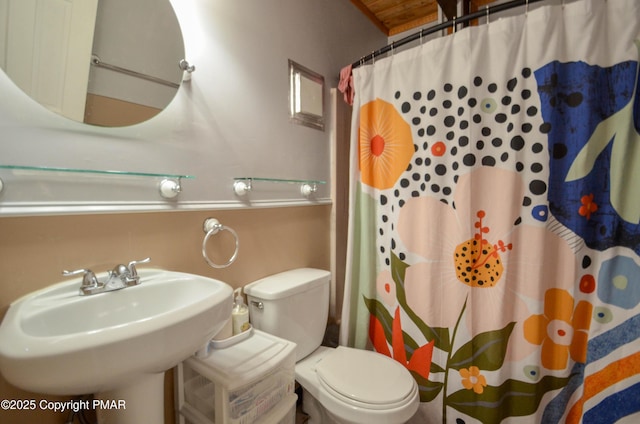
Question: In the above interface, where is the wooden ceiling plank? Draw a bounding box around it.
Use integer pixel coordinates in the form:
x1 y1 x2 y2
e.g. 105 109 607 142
378 4 435 21
388 11 439 35
376 0 435 16
364 0 406 12
376 1 437 28
352 0 501 37
350 0 391 35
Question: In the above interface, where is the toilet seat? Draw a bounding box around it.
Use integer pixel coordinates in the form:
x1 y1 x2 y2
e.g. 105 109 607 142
315 346 416 409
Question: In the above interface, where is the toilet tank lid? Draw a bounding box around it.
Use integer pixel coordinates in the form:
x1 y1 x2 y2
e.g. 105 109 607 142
244 268 330 300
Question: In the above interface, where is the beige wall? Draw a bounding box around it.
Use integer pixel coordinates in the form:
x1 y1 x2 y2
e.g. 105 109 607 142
0 205 331 423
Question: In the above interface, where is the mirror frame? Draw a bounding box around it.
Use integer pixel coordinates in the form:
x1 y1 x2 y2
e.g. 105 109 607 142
288 59 324 131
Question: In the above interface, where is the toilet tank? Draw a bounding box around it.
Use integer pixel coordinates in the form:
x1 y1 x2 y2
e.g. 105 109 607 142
244 268 330 361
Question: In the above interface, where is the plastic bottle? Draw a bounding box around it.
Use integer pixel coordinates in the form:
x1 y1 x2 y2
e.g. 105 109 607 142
232 288 250 335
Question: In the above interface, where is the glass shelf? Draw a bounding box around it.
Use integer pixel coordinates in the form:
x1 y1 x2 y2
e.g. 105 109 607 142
233 177 325 197
233 177 326 185
0 165 194 200
0 164 194 180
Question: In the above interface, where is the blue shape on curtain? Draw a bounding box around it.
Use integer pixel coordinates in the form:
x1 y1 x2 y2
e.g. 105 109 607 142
541 362 585 424
542 313 640 423
584 382 640 423
598 255 640 309
532 204 549 222
538 60 640 254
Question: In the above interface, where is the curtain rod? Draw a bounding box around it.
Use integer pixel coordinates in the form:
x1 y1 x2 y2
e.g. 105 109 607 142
352 0 547 69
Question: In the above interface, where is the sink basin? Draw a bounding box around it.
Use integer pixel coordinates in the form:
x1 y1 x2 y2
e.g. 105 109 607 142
0 268 233 396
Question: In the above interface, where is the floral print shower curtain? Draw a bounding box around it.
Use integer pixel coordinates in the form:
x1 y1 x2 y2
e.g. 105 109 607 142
341 0 640 422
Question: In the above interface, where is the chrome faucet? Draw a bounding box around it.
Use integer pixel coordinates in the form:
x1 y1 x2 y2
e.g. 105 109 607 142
63 257 151 296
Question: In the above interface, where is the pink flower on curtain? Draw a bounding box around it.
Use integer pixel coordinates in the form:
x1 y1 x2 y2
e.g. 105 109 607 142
523 288 593 370
396 167 577 353
370 307 434 380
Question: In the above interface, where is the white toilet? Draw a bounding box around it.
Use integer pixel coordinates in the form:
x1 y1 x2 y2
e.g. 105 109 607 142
244 268 419 424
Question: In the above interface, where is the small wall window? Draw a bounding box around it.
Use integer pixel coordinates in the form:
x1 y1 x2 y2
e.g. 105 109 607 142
289 60 324 131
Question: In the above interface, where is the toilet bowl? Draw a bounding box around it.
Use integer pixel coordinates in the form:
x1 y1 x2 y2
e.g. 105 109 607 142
244 268 419 424
296 346 419 424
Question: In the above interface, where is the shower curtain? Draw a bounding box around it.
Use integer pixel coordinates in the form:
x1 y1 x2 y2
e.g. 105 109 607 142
341 0 640 422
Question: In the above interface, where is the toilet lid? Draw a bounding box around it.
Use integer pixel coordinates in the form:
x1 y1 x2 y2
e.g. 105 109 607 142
315 347 415 405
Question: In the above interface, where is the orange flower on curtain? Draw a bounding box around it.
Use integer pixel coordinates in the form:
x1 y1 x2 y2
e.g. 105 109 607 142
579 193 598 220
359 98 415 190
523 288 593 370
369 307 434 380
459 366 488 394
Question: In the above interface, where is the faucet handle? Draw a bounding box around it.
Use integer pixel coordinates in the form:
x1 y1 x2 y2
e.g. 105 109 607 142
110 264 129 277
62 268 99 289
127 257 151 277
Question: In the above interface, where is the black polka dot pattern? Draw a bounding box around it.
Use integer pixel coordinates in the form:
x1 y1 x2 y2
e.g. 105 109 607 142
374 68 549 262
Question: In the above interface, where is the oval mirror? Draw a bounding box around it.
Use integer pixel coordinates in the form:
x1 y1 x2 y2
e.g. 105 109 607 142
0 0 185 127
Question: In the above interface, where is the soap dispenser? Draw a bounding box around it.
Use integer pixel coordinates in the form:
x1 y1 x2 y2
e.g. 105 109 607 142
232 288 250 335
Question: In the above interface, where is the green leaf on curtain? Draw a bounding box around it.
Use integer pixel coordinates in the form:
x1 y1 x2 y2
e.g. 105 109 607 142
427 326 451 355
565 40 640 224
446 375 573 423
364 296 422 352
448 322 516 371
390 249 410 282
390 251 451 351
429 360 446 374
410 370 444 402
364 296 393 342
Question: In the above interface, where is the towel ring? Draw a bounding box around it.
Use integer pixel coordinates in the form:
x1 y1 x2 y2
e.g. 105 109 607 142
202 218 239 269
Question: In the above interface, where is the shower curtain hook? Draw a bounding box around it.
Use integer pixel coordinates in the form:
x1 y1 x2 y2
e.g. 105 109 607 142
486 5 490 24
453 16 457 33
391 41 394 57
525 0 529 15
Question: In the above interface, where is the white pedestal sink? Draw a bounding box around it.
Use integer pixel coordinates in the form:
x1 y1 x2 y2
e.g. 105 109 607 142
0 268 233 423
